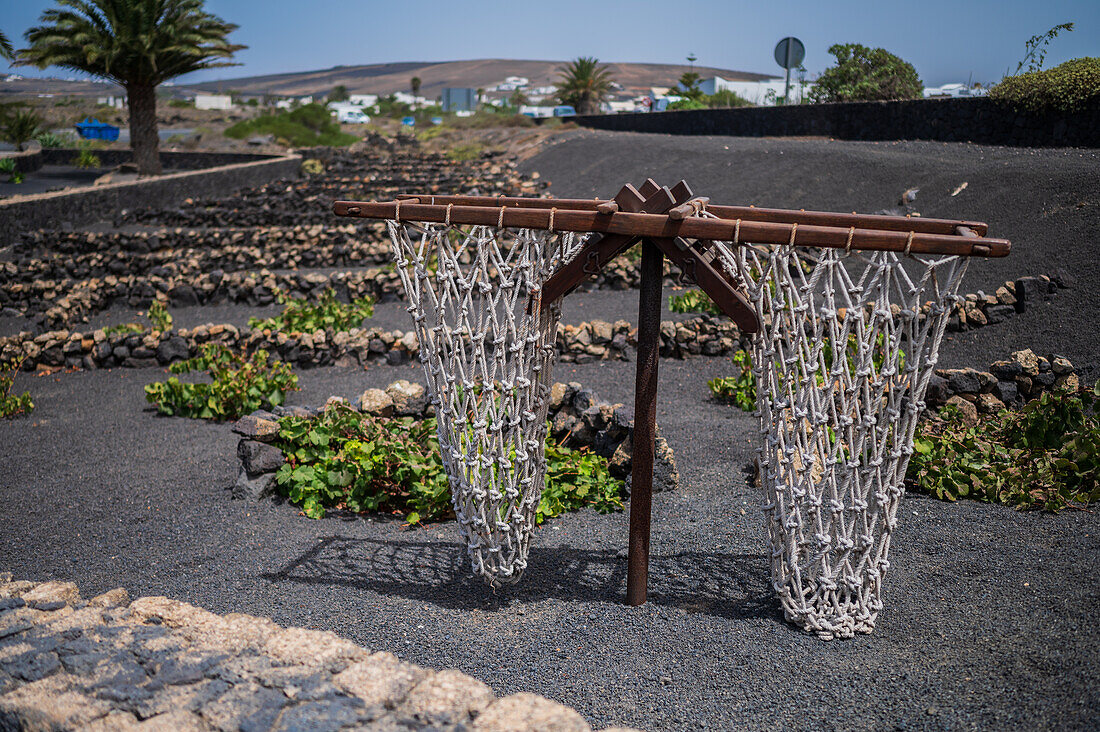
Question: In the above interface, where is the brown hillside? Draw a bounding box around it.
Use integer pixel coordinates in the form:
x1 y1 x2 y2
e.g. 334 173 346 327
183 58 773 98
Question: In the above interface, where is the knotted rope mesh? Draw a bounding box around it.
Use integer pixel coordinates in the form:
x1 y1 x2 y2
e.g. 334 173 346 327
386 218 586 586
712 231 968 639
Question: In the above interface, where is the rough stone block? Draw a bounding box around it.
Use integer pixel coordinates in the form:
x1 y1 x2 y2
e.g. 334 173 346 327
334 652 430 708
233 466 276 500
399 669 494 727
473 692 591 732
386 379 427 417
945 395 978 426
359 388 395 417
237 439 285 475
231 415 280 442
22 581 80 610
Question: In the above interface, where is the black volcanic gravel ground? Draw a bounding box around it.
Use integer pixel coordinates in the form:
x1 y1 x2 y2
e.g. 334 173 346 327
2 134 1099 730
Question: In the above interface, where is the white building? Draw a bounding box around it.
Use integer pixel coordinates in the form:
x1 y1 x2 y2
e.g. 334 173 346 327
348 94 378 107
923 83 988 98
699 76 812 106
97 95 125 108
194 93 233 111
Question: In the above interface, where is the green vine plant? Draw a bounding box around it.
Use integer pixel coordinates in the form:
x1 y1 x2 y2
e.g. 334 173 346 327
668 289 721 316
908 381 1100 511
708 350 755 411
709 333 899 412
271 403 623 523
104 300 173 336
144 343 298 421
0 359 34 419
248 288 374 334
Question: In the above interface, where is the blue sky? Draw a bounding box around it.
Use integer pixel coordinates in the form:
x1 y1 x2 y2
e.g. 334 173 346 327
2 0 1097 88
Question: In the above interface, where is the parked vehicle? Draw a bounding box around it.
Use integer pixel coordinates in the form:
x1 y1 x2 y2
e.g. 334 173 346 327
336 109 371 124
553 105 577 118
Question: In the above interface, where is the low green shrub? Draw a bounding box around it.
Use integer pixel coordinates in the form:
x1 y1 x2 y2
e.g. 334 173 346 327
0 157 24 184
224 104 359 147
34 131 75 148
104 322 144 337
908 381 1100 511
990 57 1100 113
1 360 33 419
708 350 755 411
271 404 623 522
248 288 374 334
144 344 298 421
447 142 484 161
668 289 721 315
104 301 172 336
148 300 173 331
300 158 324 175
71 146 101 169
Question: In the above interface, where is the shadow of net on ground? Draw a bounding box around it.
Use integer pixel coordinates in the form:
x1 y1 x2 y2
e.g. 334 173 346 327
262 535 781 623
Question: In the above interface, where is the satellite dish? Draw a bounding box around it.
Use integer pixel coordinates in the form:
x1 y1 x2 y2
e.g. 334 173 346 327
774 37 805 70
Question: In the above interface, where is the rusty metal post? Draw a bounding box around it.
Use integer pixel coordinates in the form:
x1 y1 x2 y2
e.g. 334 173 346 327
627 238 663 606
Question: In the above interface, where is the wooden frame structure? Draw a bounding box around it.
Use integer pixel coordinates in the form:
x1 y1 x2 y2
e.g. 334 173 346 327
333 179 1009 606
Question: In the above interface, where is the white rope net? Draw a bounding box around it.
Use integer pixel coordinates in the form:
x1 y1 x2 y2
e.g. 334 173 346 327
385 218 586 586
713 233 969 639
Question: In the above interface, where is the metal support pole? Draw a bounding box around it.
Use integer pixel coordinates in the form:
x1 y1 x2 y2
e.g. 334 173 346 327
626 238 663 606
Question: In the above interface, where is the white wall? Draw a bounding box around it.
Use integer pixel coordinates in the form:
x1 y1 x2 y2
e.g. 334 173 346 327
195 94 233 111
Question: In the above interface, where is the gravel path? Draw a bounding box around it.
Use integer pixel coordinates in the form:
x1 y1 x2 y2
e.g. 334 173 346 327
2 133 1098 730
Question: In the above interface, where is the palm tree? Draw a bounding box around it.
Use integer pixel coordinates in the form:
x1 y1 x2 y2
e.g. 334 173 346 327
555 57 613 115
0 30 14 61
410 76 421 96
18 0 244 175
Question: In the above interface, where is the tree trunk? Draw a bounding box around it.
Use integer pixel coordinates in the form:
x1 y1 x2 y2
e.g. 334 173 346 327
127 82 161 176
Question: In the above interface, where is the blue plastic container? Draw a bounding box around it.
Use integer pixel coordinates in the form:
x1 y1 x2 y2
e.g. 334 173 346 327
401 116 416 126
74 117 120 142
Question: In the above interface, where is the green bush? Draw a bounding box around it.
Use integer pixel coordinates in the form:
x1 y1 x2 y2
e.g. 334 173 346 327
0 157 24 184
248 289 374 334
271 403 624 522
668 98 707 111
148 300 173 331
668 289 720 315
447 142 483 161
990 57 1100 113
708 351 755 411
1 108 45 151
224 104 358 147
810 43 923 102
144 344 298 421
34 130 76 148
908 381 1100 511
1 360 34 419
71 146 101 169
707 90 752 108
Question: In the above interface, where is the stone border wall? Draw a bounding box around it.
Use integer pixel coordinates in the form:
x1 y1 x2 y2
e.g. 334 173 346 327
574 97 1100 148
0 274 1071 372
38 148 296 170
0 153 302 241
0 574 639 732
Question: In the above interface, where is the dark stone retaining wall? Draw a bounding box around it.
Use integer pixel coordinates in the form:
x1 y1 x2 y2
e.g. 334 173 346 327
0 152 302 241
1 149 43 174
38 148 296 170
0 574 637 731
574 97 1100 148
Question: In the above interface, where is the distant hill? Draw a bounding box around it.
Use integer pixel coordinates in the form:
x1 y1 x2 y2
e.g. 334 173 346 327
181 58 774 99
